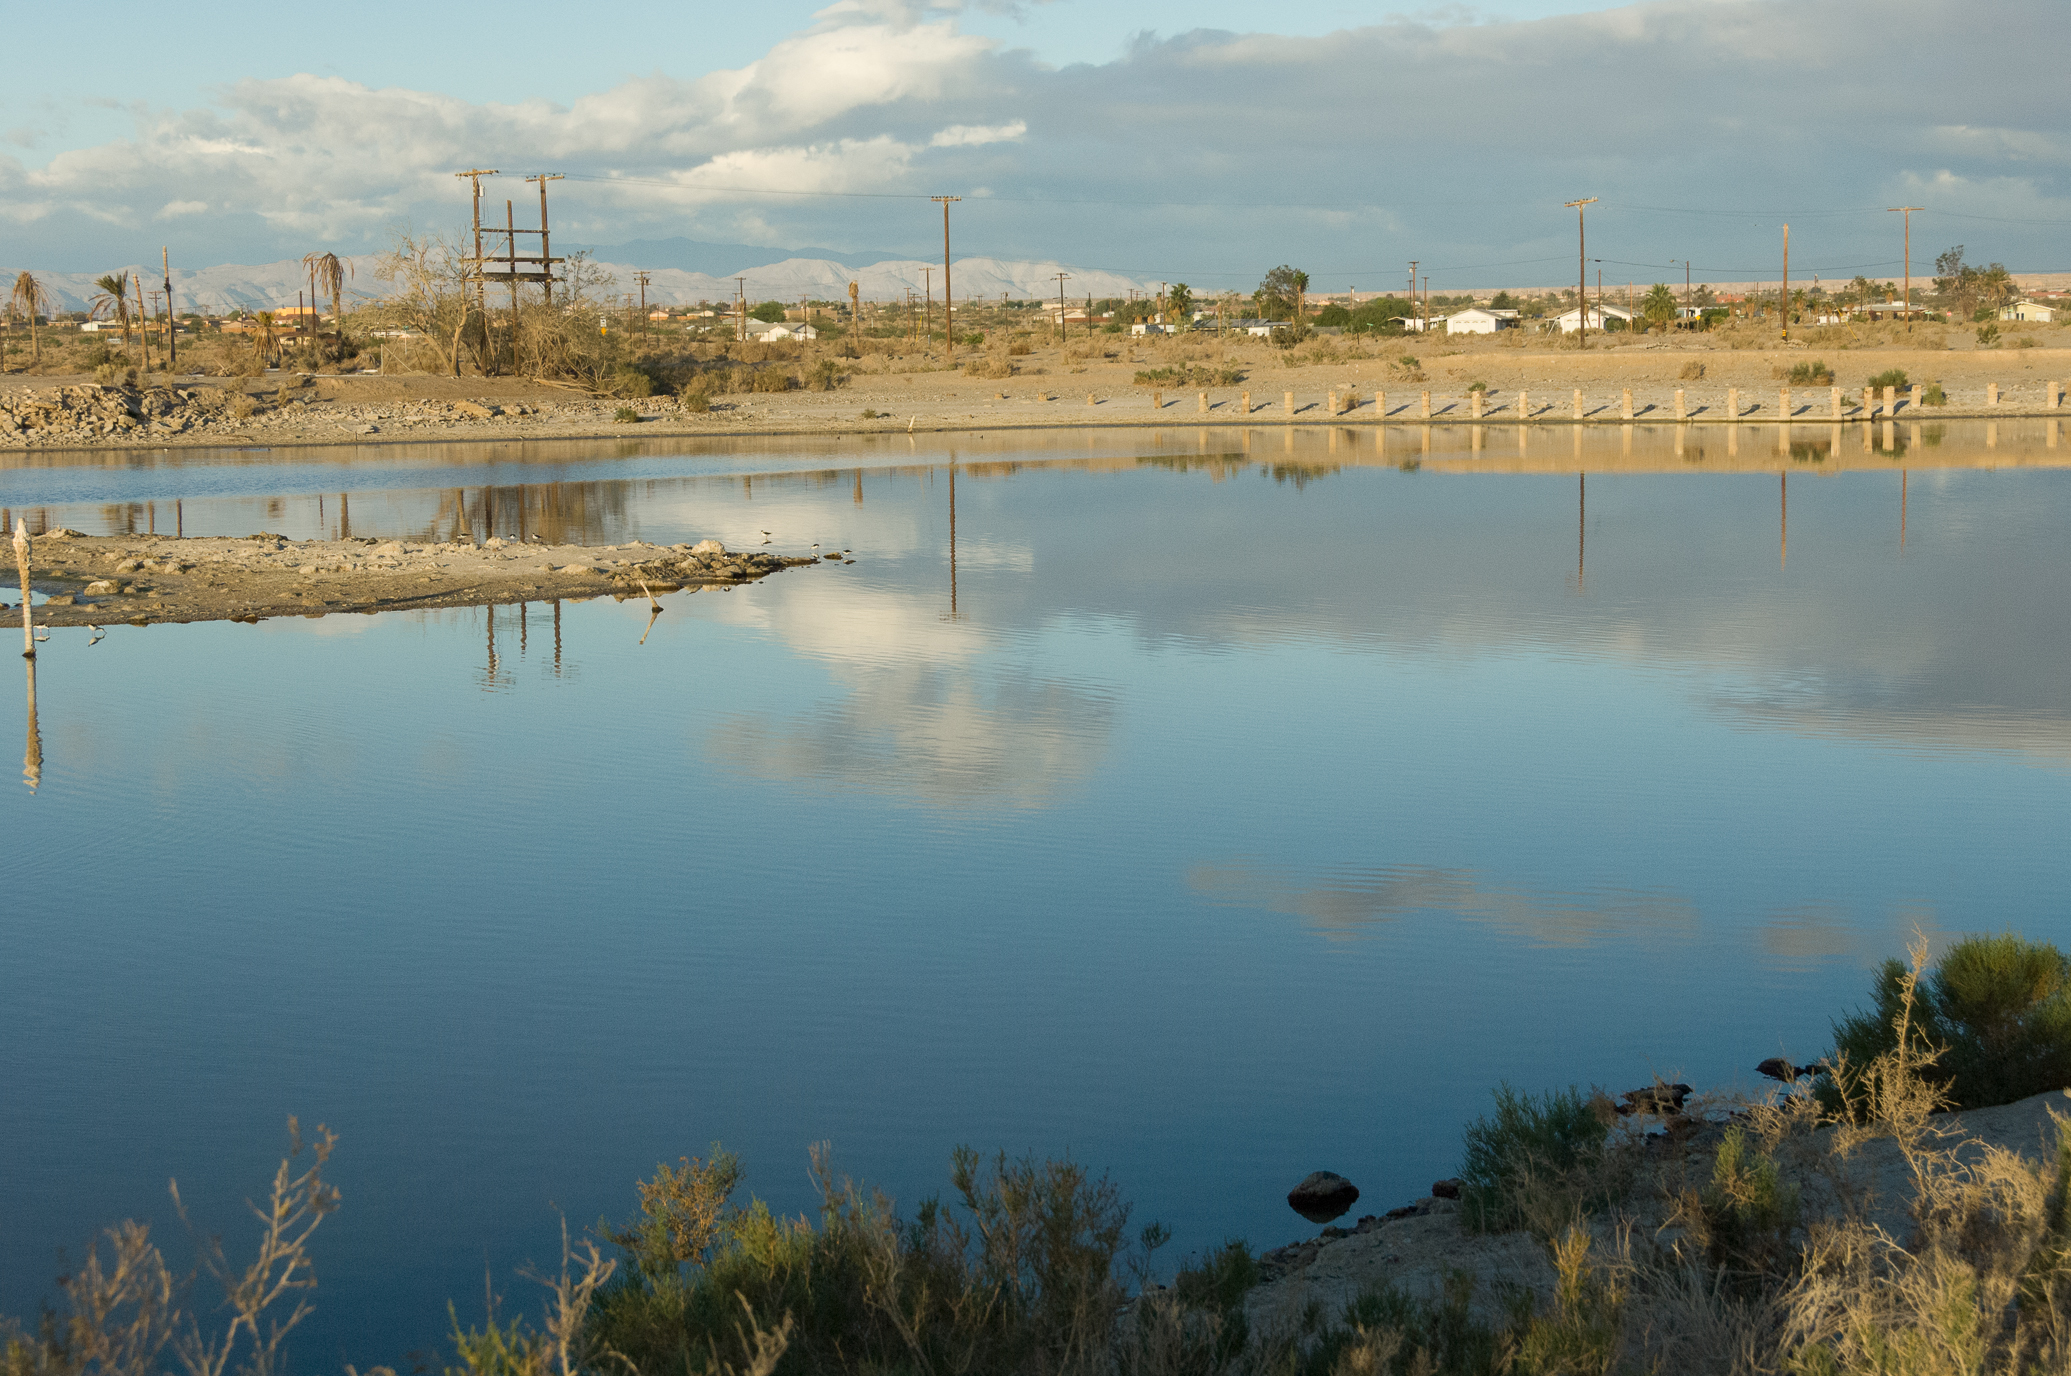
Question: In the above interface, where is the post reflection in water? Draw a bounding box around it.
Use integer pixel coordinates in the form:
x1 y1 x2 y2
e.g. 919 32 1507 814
1902 470 1909 550
22 654 39 792
946 464 959 622
1781 472 1788 569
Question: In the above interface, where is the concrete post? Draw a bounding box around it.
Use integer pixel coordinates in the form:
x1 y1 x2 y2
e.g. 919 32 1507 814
2049 381 2062 410
1910 384 1923 412
1620 388 1633 420
1863 385 1875 416
1518 390 1529 420
1780 387 1791 420
1086 392 1095 406
1327 390 1338 415
1831 386 1842 420
1153 389 1163 410
1284 390 1295 417
1198 391 1208 413
1572 389 1583 420
1884 385 1896 415
1675 388 1686 420
1471 390 1483 420
1241 390 1251 415
1727 386 1739 420
1988 382 1999 407
1376 390 1386 417
1420 390 1431 419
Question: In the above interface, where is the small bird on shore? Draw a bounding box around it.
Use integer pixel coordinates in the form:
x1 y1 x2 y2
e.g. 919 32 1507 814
1756 1057 1817 1083
86 624 103 645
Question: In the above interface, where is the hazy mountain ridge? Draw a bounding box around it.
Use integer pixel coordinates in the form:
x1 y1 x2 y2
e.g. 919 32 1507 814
0 253 1153 315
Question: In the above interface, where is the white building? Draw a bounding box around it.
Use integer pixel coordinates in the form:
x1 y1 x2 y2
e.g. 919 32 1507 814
2002 300 2056 323
1444 307 1520 335
1552 304 1636 333
748 323 818 341
1393 316 1442 333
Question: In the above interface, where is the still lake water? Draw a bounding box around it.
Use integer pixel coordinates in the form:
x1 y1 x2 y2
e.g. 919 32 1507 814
3 422 2069 1367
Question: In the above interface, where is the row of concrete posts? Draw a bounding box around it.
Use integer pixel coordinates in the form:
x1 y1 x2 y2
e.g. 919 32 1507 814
1120 381 2065 419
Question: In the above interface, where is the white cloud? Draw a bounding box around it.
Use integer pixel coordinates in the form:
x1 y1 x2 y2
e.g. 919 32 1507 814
2 0 2065 282
157 199 209 218
930 120 1026 147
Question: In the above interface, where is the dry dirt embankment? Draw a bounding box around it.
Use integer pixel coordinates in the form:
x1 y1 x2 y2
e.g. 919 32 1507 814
5 530 834 627
1232 1088 2071 1336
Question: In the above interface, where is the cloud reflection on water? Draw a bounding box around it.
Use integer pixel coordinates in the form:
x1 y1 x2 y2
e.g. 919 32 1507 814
1187 859 1699 948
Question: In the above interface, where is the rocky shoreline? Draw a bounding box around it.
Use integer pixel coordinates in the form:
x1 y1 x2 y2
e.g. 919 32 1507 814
4 529 835 627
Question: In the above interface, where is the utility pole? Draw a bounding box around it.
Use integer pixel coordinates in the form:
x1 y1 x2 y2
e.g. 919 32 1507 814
162 246 175 371
735 277 746 342
1888 206 1920 324
634 271 652 332
525 174 563 305
921 266 932 342
1053 271 1070 338
453 169 499 320
1780 223 1790 343
1565 198 1597 344
931 195 960 364
848 280 860 336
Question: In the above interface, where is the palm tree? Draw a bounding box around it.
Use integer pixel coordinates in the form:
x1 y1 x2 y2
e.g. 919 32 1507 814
1642 283 1678 333
1290 269 1309 327
90 273 133 348
252 311 280 367
8 273 53 367
304 251 351 333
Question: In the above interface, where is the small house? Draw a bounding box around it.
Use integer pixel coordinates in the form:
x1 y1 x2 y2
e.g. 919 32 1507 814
2002 300 2055 323
1444 308 1519 336
1552 304 1635 333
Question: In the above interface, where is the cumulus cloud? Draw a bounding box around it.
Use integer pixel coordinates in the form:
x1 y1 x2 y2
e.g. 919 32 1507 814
2 0 2065 280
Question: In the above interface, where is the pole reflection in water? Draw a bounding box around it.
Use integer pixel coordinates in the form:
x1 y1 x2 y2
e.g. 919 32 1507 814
22 654 39 792
1902 470 1908 550
1577 472 1585 591
553 599 562 676
1781 472 1788 569
946 464 959 621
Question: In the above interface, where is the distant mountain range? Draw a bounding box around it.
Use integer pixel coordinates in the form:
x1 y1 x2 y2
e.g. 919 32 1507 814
0 241 1153 314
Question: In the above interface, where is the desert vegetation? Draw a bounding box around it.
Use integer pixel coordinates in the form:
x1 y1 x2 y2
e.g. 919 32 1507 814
13 934 2071 1374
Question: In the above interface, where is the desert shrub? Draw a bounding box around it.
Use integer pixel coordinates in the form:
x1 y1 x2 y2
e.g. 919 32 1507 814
1007 336 1034 357
1458 1084 1611 1234
613 405 640 423
682 389 710 414
804 360 849 391
1867 368 1910 390
859 408 879 419
1977 323 2002 346
1466 380 1488 394
1688 1126 1802 1284
593 1145 1144 1376
1679 360 1707 380
1785 360 1835 385
228 393 257 419
1826 933 2071 1113
1923 381 1948 406
608 365 656 398
1313 304 1351 327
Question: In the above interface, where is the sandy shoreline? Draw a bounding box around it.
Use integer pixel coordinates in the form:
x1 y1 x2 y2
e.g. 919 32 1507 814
4 338 2069 452
5 531 830 628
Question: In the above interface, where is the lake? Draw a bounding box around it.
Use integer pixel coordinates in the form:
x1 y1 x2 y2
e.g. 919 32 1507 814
4 420 2069 1369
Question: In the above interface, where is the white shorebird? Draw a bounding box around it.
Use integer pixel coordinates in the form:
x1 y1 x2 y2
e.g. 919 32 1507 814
87 624 104 646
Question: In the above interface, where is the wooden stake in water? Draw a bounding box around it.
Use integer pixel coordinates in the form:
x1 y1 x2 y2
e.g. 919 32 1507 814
12 519 31 660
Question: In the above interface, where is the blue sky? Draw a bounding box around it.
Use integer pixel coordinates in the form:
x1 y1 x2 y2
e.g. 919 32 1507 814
1 0 2063 287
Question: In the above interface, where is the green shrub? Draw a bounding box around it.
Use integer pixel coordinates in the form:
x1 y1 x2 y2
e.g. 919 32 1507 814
592 1145 1143 1376
1458 1084 1611 1234
1466 380 1488 393
1313 304 1351 327
1786 360 1834 386
749 301 787 324
1977 323 2001 346
682 390 710 414
1867 368 1910 390
1923 381 1948 406
1827 933 2071 1112
612 405 640 423
1694 1126 1801 1282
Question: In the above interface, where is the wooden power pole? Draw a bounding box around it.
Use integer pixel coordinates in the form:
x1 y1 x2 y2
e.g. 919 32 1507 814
1780 223 1790 343
1888 206 1920 323
1054 271 1071 338
162 247 175 371
932 195 960 364
1564 199 1596 343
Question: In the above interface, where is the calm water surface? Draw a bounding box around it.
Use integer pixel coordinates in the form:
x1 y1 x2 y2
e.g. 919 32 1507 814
3 423 2069 1367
